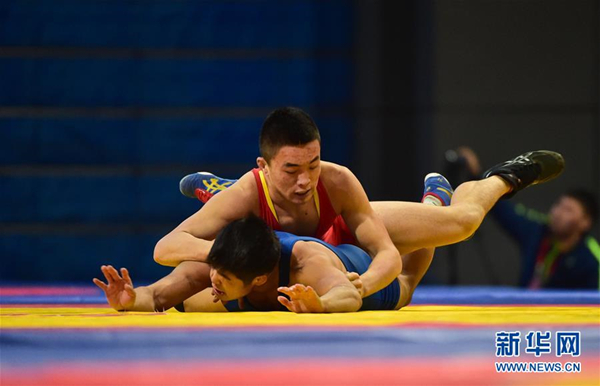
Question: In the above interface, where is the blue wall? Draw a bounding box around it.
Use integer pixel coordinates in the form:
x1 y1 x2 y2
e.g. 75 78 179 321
0 0 354 282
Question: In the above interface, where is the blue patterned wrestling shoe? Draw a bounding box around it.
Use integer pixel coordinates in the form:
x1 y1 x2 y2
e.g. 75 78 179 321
179 172 237 203
422 173 454 206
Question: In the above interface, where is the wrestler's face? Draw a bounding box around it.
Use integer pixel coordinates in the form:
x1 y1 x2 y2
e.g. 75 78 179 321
209 268 259 302
259 140 321 205
549 196 591 237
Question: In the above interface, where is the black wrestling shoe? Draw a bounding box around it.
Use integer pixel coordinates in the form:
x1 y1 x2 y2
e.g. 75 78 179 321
482 150 565 198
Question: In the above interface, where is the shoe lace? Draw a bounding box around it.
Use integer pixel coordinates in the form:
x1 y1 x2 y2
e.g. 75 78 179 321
505 155 535 171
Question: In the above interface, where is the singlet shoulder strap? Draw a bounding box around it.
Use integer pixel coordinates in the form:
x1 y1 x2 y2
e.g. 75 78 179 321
251 169 280 230
313 178 340 238
313 181 320 218
257 169 279 222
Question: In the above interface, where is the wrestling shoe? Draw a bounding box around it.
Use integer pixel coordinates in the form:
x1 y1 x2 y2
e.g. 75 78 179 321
482 150 565 199
179 172 237 203
422 173 453 206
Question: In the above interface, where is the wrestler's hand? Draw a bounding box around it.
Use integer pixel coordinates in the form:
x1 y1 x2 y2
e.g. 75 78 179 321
346 272 365 297
93 265 136 311
277 284 325 313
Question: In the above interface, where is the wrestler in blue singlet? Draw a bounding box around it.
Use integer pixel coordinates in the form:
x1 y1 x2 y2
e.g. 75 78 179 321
223 231 401 312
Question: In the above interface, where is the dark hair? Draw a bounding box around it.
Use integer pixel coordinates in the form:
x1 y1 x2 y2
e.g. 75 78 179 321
206 215 281 284
563 189 599 225
259 107 321 161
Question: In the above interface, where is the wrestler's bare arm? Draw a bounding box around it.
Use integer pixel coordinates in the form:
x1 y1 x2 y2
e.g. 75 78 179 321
93 261 210 312
182 288 228 312
322 163 402 298
154 172 257 266
279 245 362 313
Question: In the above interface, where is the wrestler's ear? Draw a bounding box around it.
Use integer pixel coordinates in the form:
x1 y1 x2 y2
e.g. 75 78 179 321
256 157 268 171
252 275 268 287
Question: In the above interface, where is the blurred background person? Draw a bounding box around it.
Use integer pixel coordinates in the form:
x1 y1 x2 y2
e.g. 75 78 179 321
458 147 599 290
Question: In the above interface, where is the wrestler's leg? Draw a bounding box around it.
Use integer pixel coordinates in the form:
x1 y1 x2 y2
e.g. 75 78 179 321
181 287 228 312
373 176 510 255
395 247 435 309
376 150 566 253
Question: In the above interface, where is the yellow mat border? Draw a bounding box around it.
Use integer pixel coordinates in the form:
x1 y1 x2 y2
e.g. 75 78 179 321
2 305 598 329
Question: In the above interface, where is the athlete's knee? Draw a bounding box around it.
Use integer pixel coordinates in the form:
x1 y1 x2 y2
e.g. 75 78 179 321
455 205 485 239
401 291 415 308
397 277 416 309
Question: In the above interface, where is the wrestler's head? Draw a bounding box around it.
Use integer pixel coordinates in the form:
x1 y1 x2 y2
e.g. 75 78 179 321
549 189 598 238
206 215 281 301
257 107 322 204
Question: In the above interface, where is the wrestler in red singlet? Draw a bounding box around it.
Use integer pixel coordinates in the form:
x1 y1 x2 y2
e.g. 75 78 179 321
251 168 356 246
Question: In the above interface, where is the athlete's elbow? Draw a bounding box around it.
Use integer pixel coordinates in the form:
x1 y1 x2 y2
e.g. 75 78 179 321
153 241 165 264
153 237 172 266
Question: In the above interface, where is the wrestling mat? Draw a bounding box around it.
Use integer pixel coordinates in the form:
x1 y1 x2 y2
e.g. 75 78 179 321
1 285 599 385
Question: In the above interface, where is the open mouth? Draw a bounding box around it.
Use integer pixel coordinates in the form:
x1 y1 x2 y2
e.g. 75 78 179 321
295 190 310 197
212 286 225 297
